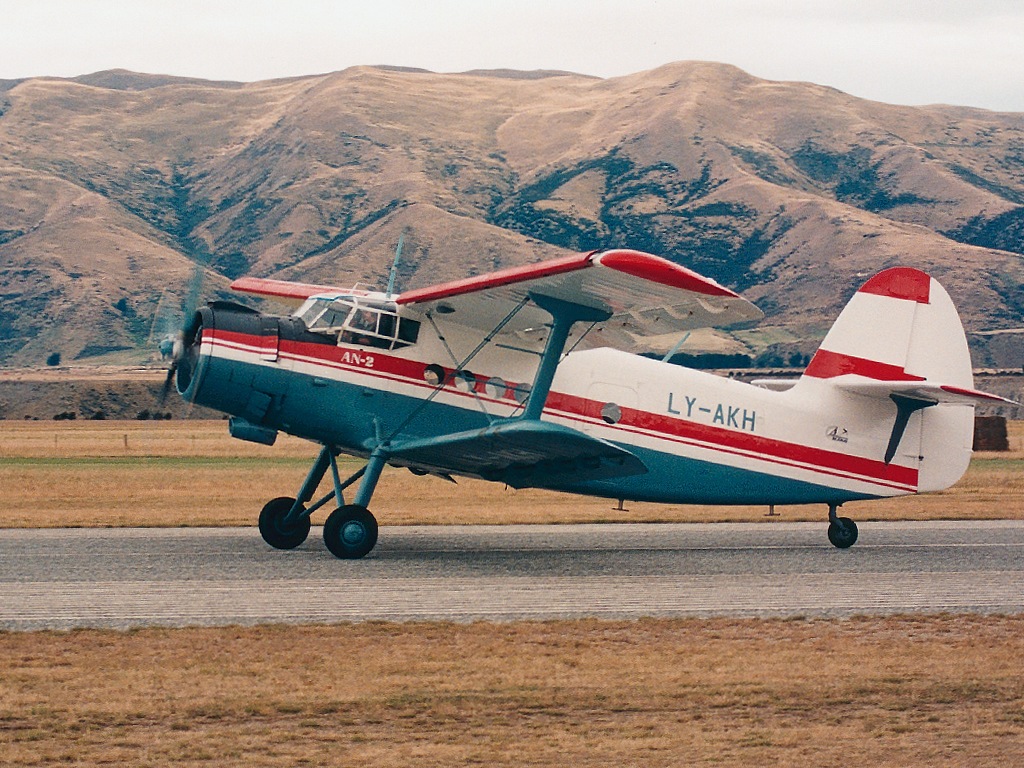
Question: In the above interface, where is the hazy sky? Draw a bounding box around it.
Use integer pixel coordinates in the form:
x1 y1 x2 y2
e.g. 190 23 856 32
1 0 1022 111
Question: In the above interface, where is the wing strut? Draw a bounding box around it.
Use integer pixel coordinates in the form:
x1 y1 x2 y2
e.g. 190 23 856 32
521 293 611 421
385 295 532 442
380 291 645 489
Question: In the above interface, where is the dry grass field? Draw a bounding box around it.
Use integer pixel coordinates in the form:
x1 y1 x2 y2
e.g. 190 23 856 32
1 420 1022 528
1 615 1022 766
2 422 1022 765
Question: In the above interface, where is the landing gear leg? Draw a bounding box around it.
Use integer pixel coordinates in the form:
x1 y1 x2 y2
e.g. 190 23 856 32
827 504 858 549
258 445 363 551
323 447 387 559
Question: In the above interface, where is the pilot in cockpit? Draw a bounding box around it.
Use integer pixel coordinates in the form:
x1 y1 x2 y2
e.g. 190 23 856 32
341 308 379 346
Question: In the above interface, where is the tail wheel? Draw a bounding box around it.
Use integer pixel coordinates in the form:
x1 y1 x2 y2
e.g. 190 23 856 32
324 504 378 559
259 496 311 550
827 516 859 549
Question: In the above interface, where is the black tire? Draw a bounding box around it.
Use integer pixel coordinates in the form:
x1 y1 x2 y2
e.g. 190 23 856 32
323 504 378 559
827 516 859 549
258 496 311 550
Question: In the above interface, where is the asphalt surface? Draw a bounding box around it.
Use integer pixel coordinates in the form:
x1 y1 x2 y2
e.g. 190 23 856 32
1 521 1022 630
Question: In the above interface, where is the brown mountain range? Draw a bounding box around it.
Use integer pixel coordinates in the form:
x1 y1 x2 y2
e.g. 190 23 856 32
1 61 1023 368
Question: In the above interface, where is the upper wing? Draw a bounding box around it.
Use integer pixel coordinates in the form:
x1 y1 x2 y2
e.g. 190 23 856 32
230 277 355 307
397 249 763 350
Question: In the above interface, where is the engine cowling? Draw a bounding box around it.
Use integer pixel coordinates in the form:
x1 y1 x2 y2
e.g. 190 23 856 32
176 303 289 425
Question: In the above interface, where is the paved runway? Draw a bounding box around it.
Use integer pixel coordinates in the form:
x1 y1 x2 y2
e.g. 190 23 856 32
1 521 1022 630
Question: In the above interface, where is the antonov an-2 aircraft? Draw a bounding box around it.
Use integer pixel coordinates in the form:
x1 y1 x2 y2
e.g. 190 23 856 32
168 248 1011 558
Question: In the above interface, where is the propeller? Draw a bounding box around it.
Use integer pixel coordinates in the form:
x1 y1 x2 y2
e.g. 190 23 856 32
147 289 180 362
159 260 205 404
158 331 184 404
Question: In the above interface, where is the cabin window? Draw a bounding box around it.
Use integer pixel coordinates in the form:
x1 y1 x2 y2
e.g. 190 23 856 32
297 296 420 350
397 317 420 344
377 312 396 339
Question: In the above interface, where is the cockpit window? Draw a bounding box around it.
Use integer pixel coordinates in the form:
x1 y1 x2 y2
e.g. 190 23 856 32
315 308 349 330
296 296 420 350
295 298 337 330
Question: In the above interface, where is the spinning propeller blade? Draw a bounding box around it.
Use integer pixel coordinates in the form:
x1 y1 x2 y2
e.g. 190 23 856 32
159 260 205 404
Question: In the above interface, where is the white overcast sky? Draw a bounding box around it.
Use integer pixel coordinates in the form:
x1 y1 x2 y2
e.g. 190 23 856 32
1 0 1022 111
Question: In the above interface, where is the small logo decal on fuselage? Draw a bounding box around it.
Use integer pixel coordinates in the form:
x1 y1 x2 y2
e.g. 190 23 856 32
827 426 849 443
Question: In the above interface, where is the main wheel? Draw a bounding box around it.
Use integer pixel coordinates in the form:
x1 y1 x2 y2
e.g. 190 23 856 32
323 504 378 559
258 496 311 550
827 516 859 549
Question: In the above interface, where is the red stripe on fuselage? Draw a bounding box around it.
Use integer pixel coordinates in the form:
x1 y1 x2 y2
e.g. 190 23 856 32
204 328 918 492
543 392 916 491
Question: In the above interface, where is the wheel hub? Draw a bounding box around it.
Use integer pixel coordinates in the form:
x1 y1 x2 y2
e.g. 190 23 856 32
341 521 366 546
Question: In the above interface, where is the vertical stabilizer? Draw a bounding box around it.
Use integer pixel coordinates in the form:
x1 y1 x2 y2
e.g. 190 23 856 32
804 267 973 389
799 267 1007 492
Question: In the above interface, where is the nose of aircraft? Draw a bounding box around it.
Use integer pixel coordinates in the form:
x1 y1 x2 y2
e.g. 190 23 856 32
171 302 281 417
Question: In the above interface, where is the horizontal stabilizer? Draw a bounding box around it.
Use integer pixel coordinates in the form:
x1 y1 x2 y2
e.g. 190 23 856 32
833 380 1017 406
387 420 648 489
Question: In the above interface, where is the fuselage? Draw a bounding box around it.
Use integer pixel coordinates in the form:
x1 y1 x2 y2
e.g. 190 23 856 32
179 299 961 508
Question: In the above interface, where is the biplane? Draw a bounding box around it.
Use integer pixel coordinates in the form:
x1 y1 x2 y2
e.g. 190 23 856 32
168 248 1011 558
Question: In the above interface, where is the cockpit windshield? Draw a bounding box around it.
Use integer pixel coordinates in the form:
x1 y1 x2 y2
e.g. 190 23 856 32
295 296 420 350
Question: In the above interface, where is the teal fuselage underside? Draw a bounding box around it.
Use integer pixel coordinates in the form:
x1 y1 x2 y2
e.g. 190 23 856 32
187 351 876 507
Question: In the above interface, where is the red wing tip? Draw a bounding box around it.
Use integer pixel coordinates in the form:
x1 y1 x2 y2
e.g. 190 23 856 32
230 277 351 301
397 249 743 305
230 277 287 296
595 249 739 298
858 267 932 304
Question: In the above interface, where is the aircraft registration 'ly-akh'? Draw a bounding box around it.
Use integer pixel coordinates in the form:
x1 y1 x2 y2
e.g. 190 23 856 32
169 248 1014 558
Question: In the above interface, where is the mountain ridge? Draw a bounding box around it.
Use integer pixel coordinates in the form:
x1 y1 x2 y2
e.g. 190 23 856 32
1 61 1022 368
